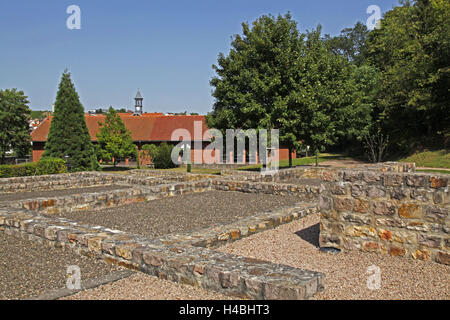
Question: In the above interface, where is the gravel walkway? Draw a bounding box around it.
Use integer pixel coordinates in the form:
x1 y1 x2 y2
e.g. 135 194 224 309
49 191 302 238
0 232 121 300
62 273 233 300
217 214 450 300
0 185 130 202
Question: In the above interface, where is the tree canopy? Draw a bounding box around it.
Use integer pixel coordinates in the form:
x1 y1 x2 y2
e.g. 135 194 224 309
42 70 98 171
365 0 450 152
0 89 31 163
209 1 449 163
207 13 374 165
96 107 136 166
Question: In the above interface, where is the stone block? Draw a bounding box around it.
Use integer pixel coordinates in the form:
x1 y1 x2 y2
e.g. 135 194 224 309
435 251 450 265
383 174 403 187
412 249 430 261
330 184 347 195
373 201 396 216
333 197 353 212
354 199 369 214
362 241 380 252
366 186 386 198
425 206 447 222
405 175 428 187
343 171 362 182
351 184 364 198
430 177 447 189
390 188 409 200
417 234 442 248
319 196 332 210
398 204 422 219
389 246 406 257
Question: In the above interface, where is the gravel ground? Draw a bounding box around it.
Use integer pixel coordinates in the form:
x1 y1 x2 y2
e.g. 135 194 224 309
49 191 302 238
62 272 233 300
0 185 130 202
0 232 121 300
217 214 450 300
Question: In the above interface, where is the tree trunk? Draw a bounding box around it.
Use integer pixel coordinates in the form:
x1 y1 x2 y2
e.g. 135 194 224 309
315 150 319 167
288 147 293 168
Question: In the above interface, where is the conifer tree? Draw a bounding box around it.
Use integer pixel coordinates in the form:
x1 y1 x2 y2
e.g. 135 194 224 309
42 70 98 171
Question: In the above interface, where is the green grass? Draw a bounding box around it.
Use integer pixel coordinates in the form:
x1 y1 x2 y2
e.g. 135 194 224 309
237 153 348 171
399 150 450 169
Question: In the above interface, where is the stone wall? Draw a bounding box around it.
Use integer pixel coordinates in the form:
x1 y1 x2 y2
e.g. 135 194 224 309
319 170 449 265
220 162 415 183
0 171 325 299
4 180 213 214
2 174 323 215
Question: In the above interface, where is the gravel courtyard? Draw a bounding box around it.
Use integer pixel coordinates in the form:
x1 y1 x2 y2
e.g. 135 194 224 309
0 232 121 300
46 191 302 238
0 185 130 202
61 272 233 300
57 211 449 300
218 213 450 300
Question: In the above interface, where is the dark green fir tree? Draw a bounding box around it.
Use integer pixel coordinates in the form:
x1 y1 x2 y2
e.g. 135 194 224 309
42 70 98 171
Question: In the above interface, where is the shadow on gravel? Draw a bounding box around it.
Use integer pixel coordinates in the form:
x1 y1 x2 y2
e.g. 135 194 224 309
295 223 320 248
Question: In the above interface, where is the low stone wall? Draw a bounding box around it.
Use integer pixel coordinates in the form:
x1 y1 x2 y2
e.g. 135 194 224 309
4 180 213 214
220 162 415 183
2 176 323 216
0 204 323 299
319 170 449 265
0 171 325 299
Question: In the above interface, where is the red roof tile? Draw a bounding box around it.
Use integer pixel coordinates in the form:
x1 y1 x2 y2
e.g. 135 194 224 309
31 114 210 142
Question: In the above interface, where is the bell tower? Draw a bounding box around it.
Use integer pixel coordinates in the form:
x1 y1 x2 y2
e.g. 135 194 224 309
134 90 143 115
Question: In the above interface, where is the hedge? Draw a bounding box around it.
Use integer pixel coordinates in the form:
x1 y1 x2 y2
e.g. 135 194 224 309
0 158 67 178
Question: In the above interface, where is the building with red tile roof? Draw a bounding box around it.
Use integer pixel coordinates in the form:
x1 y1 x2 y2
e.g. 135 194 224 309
31 92 296 165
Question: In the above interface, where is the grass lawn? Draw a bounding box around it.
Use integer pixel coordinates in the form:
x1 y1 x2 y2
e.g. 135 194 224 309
399 150 450 169
237 153 349 171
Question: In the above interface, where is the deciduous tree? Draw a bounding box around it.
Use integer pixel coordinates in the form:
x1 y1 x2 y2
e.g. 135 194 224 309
0 89 31 164
96 107 136 167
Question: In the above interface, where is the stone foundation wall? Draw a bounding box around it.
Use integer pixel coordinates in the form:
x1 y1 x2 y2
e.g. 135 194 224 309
4 180 213 214
0 170 325 299
0 216 323 300
319 170 449 265
2 175 324 215
220 162 415 183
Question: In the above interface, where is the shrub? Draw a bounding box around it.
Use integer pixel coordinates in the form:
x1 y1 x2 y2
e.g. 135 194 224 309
141 144 159 161
0 158 67 178
152 143 178 169
35 157 67 175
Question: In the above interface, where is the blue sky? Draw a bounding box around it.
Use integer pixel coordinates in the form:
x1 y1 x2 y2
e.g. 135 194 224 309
0 0 400 114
